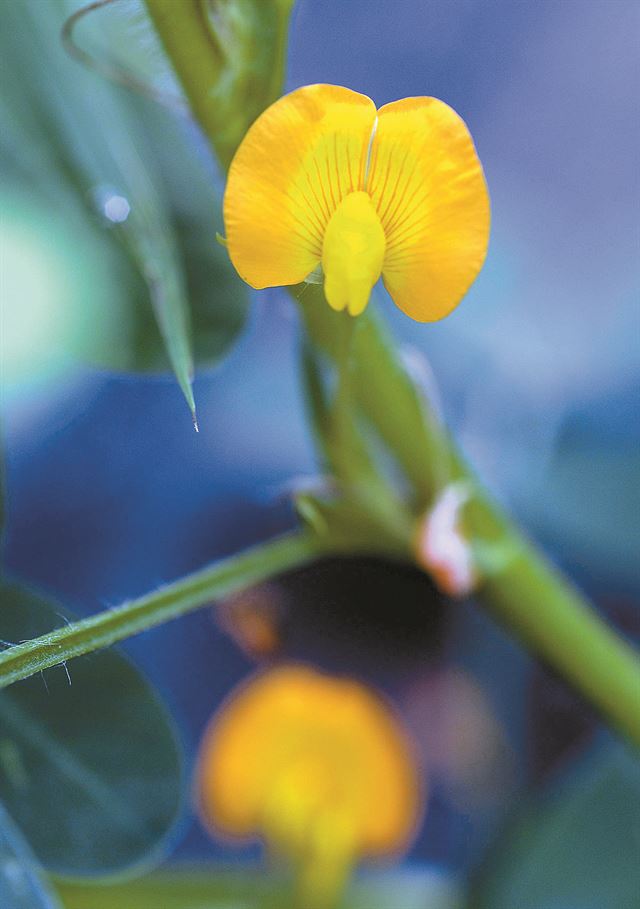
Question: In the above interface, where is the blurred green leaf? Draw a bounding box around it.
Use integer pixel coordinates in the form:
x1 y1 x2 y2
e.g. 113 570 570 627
0 803 61 909
0 444 4 539
0 584 183 878
0 0 248 414
472 742 640 909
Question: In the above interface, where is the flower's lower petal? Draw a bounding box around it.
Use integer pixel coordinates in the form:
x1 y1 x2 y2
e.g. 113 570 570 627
224 85 377 289
368 97 490 321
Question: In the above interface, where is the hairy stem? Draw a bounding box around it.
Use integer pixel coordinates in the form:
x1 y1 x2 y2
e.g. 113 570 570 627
0 532 320 689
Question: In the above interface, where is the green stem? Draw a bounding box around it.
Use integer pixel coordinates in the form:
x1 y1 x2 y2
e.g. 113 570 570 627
330 311 357 481
144 0 232 169
299 289 448 507
483 534 640 745
0 532 320 689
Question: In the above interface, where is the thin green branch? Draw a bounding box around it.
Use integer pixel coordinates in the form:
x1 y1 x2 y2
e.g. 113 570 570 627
0 531 321 689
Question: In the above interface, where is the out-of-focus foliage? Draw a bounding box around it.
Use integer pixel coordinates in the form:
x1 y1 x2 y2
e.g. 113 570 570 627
0 584 184 877
0 0 249 414
0 436 183 878
473 742 640 909
0 803 61 909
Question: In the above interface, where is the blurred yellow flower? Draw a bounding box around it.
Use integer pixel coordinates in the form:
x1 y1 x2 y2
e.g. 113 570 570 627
196 664 422 908
224 83 489 321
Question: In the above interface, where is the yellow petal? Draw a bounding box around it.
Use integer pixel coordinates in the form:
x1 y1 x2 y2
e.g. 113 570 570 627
367 97 490 322
322 191 386 316
224 85 377 289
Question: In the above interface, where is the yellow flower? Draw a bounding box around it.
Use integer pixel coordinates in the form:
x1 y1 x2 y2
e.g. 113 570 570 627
224 83 490 321
196 664 422 908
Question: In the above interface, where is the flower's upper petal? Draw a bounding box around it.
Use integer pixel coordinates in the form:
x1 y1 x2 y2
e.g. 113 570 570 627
367 97 490 322
224 84 377 289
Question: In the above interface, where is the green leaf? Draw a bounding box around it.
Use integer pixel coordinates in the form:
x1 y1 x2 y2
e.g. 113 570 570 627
0 0 248 415
472 742 640 909
0 584 183 877
0 803 61 909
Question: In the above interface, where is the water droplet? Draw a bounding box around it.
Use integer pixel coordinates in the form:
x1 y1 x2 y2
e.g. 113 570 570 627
103 194 130 223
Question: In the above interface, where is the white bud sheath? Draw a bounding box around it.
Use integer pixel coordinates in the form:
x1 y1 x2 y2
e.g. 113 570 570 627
416 483 476 597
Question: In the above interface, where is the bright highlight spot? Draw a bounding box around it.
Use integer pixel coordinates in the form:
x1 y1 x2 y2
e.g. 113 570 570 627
0 190 127 391
103 194 130 224
1 223 69 381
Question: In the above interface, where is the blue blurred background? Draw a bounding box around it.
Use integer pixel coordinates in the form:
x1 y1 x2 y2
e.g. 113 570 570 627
2 0 639 903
